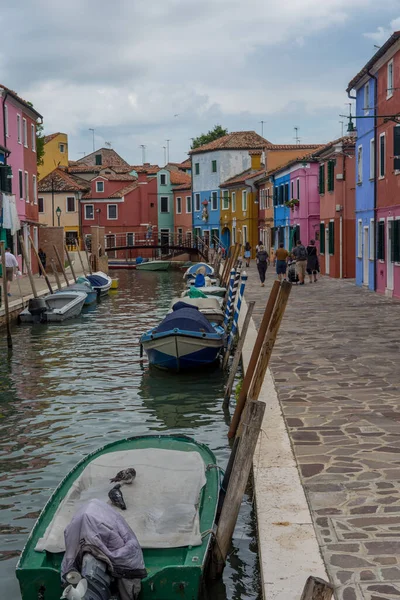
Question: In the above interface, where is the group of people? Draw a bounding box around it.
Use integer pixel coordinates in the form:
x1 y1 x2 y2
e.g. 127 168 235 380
243 240 320 287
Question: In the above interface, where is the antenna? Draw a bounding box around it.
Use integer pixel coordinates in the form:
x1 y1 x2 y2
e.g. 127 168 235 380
139 144 146 165
105 141 112 148
163 146 167 166
294 127 300 145
339 121 344 137
166 139 171 164
88 128 95 152
78 152 86 157
259 121 266 137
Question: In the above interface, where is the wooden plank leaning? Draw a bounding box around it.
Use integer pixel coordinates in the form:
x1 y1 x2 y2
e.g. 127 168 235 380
28 235 53 295
53 244 69 286
300 576 334 600
64 245 77 283
18 234 38 298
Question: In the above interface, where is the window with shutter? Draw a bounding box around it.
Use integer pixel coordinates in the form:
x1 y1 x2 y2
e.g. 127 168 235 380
284 183 289 202
328 221 335 255
327 161 335 191
377 221 385 260
95 154 102 165
380 134 386 177
279 186 284 205
273 187 278 206
394 220 400 263
320 223 325 253
393 127 400 171
319 164 325 194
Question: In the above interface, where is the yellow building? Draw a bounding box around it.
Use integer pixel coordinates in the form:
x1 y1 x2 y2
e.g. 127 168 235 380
38 132 69 180
37 168 89 248
220 151 264 257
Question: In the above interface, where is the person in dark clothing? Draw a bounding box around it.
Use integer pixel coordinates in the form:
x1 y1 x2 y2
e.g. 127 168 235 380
38 248 46 276
256 245 269 286
306 239 319 283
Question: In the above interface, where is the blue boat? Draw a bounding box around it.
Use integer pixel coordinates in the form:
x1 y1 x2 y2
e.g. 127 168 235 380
183 263 214 279
86 271 112 296
140 302 224 371
55 277 97 306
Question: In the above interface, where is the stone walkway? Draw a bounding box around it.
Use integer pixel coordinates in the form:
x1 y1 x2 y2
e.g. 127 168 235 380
245 268 400 600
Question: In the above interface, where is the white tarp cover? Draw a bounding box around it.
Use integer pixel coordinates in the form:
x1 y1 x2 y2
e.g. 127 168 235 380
36 448 206 553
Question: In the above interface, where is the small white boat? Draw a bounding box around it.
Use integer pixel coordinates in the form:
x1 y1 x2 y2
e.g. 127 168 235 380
19 291 87 324
170 298 224 325
86 271 112 296
136 261 171 271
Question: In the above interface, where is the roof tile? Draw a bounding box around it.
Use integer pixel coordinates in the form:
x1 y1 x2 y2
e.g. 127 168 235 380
38 168 89 193
189 131 271 154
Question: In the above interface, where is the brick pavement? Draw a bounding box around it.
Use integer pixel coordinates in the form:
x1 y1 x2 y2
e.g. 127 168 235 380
245 268 400 600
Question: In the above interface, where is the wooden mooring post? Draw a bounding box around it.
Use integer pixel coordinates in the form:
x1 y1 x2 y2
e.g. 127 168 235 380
50 260 62 290
64 245 77 282
210 400 265 578
0 241 12 348
75 240 87 276
29 235 53 295
300 576 334 599
18 234 38 298
53 244 69 286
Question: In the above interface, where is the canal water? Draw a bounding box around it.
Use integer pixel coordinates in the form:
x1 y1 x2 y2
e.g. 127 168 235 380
0 270 260 599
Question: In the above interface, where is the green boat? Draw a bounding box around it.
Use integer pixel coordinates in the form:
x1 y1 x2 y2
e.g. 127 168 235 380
16 435 221 600
136 261 171 271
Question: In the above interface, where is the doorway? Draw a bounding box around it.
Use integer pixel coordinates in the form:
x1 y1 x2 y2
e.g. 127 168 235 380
160 229 170 252
387 219 394 292
325 228 330 275
363 226 369 286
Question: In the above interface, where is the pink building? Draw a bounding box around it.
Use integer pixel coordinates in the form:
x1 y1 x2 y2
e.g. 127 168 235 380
289 161 320 248
0 84 42 272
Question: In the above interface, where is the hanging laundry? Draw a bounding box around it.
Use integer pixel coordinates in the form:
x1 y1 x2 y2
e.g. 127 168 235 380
9 195 20 235
2 193 12 230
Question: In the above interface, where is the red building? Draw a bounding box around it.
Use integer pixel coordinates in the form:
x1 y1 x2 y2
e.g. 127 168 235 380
314 137 356 279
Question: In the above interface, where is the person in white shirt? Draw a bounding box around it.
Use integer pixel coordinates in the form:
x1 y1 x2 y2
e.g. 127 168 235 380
4 248 18 296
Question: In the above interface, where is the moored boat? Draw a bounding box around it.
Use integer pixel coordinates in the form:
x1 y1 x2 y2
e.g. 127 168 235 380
170 297 224 325
19 291 87 323
181 285 226 299
86 271 112 296
140 303 224 370
183 263 214 279
58 277 97 306
16 434 221 600
136 260 171 271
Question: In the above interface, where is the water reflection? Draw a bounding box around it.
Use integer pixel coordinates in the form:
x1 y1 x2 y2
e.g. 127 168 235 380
0 270 260 598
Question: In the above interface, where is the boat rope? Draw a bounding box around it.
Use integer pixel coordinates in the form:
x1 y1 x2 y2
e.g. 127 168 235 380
206 463 225 476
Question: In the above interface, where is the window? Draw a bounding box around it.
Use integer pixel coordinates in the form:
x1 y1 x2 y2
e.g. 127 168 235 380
370 139 375 179
160 173 167 185
24 171 29 202
284 183 289 203
387 59 394 99
186 231 192 246
369 218 375 260
273 187 278 206
194 193 200 212
59 143 65 153
327 161 335 191
242 225 248 244
160 196 169 213
195 163 200 175
211 160 217 173
297 178 300 200
393 220 400 263
176 196 182 214
259 189 265 210
96 181 104 193
33 175 37 204
211 191 218 211
17 114 21 143
279 185 284 205
4 104 8 137
85 204 94 220
31 124 36 151
19 170 23 199
364 81 370 113
222 190 229 210
319 223 325 253
266 189 270 209
186 195 192 213
357 220 363 258
379 133 386 178
328 220 335 255
377 220 385 260
232 226 236 244
319 164 325 194
232 191 236 212
242 190 247 211
291 181 294 199
127 232 135 246
95 154 102 165
394 126 400 171
107 204 118 219
66 196 76 212
23 118 27 147
357 146 363 184
38 197 44 213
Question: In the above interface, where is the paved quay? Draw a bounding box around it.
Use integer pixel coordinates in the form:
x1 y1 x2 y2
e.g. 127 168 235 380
244 268 400 600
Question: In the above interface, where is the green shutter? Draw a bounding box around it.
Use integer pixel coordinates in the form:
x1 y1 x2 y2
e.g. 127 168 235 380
319 223 325 253
212 160 217 173
394 128 400 171
273 186 278 206
328 221 335 254
319 165 325 194
391 220 400 262
195 163 200 175
377 221 385 260
327 161 335 192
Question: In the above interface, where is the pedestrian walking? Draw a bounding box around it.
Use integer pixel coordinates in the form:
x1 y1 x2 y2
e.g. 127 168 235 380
4 247 18 296
306 239 319 283
292 240 308 285
256 244 269 287
244 242 251 267
275 243 289 281
38 248 46 276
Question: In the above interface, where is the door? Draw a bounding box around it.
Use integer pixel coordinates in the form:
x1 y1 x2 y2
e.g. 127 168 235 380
387 219 394 291
325 228 330 275
363 227 369 286
203 230 210 246
106 234 116 258
160 229 170 250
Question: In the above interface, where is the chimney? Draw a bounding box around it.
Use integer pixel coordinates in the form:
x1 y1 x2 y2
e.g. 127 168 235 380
249 149 262 171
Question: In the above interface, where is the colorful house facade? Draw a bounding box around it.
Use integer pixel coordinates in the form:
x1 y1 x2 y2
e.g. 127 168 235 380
173 183 192 245
256 175 274 252
272 170 291 249
38 132 69 180
289 161 320 250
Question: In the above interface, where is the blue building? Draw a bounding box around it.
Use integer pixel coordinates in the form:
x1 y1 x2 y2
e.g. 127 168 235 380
350 75 375 291
273 172 291 249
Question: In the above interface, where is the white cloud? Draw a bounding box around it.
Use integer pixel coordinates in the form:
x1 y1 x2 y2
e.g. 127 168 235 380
364 15 400 43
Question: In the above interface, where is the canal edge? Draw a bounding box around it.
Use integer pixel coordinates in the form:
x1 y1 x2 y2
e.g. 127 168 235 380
238 296 328 599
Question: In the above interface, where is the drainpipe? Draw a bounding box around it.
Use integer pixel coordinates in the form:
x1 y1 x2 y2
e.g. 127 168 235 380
366 70 378 291
1 89 9 165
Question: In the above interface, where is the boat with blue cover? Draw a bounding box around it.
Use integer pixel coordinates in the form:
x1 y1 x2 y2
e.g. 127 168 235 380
56 277 97 306
183 263 214 279
140 302 224 370
86 271 112 296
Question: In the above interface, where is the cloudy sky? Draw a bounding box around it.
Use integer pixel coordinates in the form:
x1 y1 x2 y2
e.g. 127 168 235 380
2 1 399 165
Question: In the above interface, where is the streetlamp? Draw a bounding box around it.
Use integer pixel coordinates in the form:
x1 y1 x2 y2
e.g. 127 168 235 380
56 206 62 227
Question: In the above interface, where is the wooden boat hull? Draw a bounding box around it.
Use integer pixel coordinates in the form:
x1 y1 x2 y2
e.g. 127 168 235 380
16 435 220 600
142 331 223 370
136 261 171 271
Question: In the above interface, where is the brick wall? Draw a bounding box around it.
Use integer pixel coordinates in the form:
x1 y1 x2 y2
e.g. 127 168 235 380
39 227 65 272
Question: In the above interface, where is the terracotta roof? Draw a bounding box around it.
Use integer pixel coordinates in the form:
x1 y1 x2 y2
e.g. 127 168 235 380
77 148 130 169
38 168 89 193
169 158 191 169
92 170 137 182
44 132 65 144
131 164 160 175
189 131 270 154
0 84 43 119
173 183 191 191
312 136 355 157
68 164 103 174
220 167 266 188
265 143 322 151
265 153 319 178
347 31 400 91
109 181 139 198
170 170 191 186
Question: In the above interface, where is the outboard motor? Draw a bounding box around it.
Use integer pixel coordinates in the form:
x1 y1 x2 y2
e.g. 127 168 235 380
28 297 47 316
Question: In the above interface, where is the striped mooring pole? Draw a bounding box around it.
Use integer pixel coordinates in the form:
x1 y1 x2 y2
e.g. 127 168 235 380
225 268 241 325
223 269 236 327
227 271 248 348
